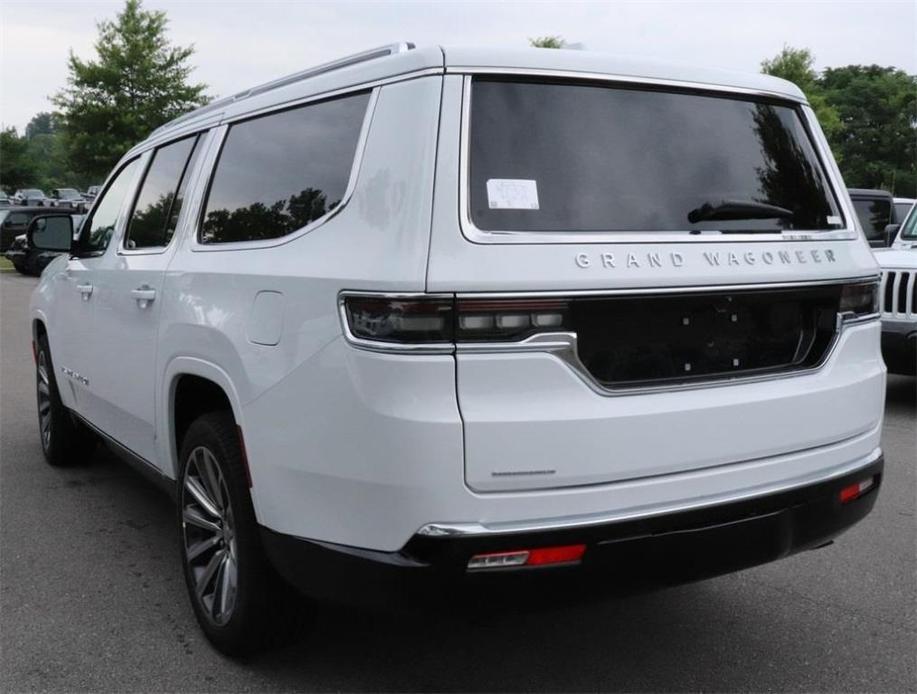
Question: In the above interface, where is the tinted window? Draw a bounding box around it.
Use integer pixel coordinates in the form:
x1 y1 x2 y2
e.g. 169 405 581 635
6 212 29 225
470 79 843 233
80 159 140 255
125 135 201 249
200 91 370 244
852 197 891 242
900 205 917 240
893 201 913 224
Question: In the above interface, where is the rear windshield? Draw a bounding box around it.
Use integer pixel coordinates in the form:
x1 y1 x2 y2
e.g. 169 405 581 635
852 197 892 242
469 79 843 233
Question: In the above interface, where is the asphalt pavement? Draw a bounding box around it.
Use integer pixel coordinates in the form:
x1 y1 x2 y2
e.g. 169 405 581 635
1 270 914 692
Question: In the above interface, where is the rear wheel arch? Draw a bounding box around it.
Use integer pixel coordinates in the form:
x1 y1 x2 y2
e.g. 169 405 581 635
165 361 246 481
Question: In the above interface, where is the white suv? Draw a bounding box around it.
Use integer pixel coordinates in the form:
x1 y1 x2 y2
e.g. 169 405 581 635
874 203 917 374
28 44 885 654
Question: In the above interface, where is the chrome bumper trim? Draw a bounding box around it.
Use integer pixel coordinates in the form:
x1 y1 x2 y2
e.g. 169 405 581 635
416 447 883 537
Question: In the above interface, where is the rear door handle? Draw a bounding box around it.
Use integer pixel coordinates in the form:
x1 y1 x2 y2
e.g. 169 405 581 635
131 286 156 308
77 283 93 300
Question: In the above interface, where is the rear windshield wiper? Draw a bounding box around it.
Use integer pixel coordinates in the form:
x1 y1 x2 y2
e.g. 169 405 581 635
688 200 794 224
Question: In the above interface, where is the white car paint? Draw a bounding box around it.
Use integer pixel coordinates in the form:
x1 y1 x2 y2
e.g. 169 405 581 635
31 45 884 554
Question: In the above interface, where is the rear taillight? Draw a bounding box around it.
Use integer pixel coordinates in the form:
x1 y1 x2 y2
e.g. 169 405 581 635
839 281 879 320
456 298 570 342
341 295 572 347
342 295 454 345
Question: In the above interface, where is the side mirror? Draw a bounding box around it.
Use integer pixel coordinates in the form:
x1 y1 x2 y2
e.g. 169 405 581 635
28 215 74 252
884 223 900 247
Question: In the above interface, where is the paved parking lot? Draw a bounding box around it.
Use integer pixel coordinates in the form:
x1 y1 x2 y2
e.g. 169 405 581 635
1 271 914 692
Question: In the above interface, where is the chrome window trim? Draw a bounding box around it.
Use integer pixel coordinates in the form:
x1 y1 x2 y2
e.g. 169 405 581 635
339 277 880 392
416 447 883 536
447 66 810 103
456 73 858 245
189 87 381 253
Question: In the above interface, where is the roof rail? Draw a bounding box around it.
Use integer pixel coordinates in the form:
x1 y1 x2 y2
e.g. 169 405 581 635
150 42 415 136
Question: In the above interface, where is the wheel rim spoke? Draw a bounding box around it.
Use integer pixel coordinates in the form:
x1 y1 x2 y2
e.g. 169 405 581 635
183 507 221 534
217 554 235 619
198 449 224 513
186 533 222 562
195 548 225 598
184 475 219 518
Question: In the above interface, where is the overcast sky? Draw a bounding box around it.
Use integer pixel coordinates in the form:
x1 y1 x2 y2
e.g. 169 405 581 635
1 0 914 132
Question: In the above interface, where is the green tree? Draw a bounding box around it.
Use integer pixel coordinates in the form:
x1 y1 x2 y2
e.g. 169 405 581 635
53 0 207 179
820 65 917 196
25 112 58 139
529 35 566 48
761 46 843 145
0 128 38 192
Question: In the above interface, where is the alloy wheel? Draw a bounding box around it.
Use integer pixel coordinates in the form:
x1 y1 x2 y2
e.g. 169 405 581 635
36 351 52 451
181 446 238 626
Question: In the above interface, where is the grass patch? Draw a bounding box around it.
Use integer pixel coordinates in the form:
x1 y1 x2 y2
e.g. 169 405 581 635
0 257 14 272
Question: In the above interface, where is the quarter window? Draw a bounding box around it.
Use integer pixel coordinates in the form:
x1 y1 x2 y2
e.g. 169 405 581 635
79 158 141 255
200 91 370 244
125 135 202 250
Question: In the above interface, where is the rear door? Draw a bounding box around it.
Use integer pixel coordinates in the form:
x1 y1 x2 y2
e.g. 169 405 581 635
428 74 879 493
86 133 205 466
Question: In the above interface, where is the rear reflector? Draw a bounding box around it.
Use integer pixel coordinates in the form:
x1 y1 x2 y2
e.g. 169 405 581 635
839 477 875 504
467 544 586 571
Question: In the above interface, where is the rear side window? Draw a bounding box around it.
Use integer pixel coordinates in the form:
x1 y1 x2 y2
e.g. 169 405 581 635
469 79 843 233
125 134 202 249
852 197 892 242
200 91 370 244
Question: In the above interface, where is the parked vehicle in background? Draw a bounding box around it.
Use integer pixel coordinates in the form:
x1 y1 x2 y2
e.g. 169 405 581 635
83 185 101 202
849 189 894 248
1 207 59 252
28 44 885 655
874 205 916 375
4 214 84 276
12 189 48 206
49 188 88 211
893 197 915 225
0 192 10 207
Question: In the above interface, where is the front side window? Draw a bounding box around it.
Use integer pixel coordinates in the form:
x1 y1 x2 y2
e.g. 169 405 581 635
200 91 370 244
852 197 892 242
125 135 201 249
469 79 843 233
79 158 141 255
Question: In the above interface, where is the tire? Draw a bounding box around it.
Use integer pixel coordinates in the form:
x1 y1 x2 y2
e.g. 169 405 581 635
35 334 97 467
177 411 307 656
12 261 26 275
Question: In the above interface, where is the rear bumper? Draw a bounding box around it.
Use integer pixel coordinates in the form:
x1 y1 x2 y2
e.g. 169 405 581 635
262 453 882 606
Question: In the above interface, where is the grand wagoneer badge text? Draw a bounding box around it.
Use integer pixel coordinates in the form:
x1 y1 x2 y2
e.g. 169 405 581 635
574 248 839 269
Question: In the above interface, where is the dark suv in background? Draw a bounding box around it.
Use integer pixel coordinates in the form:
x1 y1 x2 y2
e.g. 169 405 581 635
849 188 912 248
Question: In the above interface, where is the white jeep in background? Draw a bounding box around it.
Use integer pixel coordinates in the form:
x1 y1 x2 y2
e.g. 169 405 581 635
27 44 885 655
875 203 917 374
